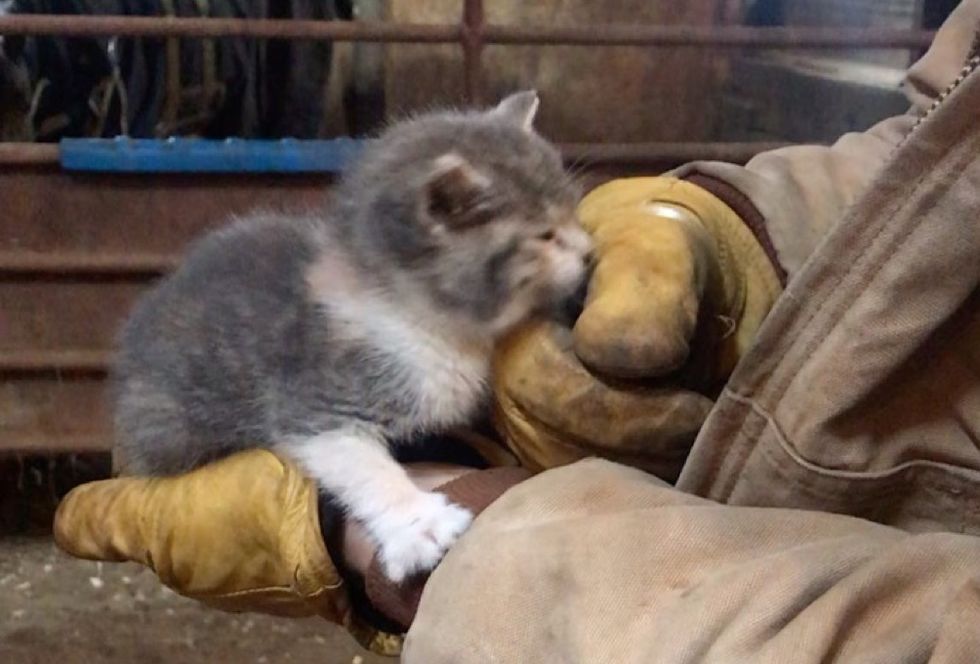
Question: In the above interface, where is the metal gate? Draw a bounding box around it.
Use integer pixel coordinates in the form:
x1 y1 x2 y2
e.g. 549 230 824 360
0 1 934 454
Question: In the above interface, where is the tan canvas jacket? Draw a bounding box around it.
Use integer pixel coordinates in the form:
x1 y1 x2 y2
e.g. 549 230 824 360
672 0 980 532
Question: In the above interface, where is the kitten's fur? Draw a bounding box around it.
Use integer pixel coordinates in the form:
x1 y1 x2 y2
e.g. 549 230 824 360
113 91 591 581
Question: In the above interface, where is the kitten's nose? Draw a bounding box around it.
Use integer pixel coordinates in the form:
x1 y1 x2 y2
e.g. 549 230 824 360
557 223 593 257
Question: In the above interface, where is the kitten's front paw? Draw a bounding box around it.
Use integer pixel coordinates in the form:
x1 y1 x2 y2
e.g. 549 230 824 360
371 491 473 583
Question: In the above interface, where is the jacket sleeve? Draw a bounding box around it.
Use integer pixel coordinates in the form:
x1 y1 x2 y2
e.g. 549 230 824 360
671 0 980 277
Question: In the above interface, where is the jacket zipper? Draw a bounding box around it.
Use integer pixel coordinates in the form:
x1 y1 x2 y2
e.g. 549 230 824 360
904 42 980 141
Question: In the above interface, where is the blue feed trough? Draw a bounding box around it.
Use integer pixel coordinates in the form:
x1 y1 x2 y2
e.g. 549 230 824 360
59 137 368 173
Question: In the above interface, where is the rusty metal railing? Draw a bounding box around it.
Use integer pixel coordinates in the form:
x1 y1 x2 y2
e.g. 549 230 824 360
0 4 942 448
0 3 936 165
0 12 936 50
0 141 794 168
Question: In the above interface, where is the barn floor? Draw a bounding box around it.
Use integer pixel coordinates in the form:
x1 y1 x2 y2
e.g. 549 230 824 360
0 537 387 664
0 454 389 663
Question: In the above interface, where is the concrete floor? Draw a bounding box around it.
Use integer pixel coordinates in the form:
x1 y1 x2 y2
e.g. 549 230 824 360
0 536 387 664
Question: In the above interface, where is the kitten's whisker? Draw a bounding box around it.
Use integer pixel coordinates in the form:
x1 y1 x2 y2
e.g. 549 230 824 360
566 153 597 181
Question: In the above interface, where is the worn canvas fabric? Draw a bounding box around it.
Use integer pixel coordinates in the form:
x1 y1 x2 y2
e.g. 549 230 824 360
676 6 980 534
407 459 980 663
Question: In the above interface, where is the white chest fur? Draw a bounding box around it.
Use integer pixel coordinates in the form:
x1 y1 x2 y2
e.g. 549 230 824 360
385 317 490 429
322 291 490 433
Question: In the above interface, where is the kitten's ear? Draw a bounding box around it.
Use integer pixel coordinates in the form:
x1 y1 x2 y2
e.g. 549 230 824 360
492 90 539 132
423 153 492 231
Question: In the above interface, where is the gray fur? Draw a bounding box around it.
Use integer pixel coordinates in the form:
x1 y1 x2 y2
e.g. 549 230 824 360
113 91 589 476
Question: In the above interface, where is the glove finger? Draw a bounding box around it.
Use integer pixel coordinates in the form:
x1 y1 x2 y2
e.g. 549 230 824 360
54 478 150 563
572 207 708 378
494 320 714 481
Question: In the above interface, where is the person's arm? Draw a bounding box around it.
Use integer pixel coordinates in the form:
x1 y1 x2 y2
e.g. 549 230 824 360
404 458 980 663
673 0 980 276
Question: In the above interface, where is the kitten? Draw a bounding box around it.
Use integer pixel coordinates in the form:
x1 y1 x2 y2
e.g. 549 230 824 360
112 91 592 581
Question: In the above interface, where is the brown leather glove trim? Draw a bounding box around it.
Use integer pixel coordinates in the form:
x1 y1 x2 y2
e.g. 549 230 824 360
325 429 519 635
363 467 533 632
683 173 788 286
320 494 408 636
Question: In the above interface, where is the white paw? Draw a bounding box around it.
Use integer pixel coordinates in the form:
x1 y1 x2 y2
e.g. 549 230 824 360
369 491 473 583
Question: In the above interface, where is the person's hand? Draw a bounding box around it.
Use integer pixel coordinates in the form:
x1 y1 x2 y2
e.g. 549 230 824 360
493 177 784 480
53 449 404 655
53 446 528 653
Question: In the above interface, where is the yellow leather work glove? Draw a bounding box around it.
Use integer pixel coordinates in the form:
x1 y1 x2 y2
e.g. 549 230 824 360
493 177 784 480
53 449 403 656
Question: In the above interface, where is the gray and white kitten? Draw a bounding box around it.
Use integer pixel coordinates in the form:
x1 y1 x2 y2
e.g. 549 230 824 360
112 91 592 581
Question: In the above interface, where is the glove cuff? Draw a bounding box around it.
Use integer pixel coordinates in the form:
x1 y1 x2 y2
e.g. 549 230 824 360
632 177 783 373
683 174 788 286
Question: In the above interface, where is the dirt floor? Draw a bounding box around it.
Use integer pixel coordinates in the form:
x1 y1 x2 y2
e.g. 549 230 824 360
0 454 388 664
0 537 388 664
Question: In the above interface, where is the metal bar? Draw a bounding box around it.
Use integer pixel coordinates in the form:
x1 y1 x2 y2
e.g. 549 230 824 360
0 251 176 276
559 141 791 164
0 15 934 49
60 137 363 173
482 24 936 49
0 435 111 453
462 0 486 105
0 350 111 373
0 15 461 42
0 140 793 168
0 143 59 165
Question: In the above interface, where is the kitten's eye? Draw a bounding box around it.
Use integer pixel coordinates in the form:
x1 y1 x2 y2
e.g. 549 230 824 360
537 229 556 242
